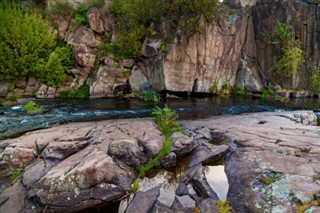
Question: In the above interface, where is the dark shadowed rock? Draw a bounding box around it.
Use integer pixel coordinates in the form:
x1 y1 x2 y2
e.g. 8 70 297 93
170 132 196 157
161 152 177 168
189 143 229 167
126 186 161 213
109 139 148 167
198 198 219 213
186 164 219 200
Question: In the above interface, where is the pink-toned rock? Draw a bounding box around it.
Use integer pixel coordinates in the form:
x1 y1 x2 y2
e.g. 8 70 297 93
87 7 104 33
65 26 96 48
73 44 97 67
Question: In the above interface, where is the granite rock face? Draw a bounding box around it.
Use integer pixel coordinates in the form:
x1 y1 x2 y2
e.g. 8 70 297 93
184 110 320 213
0 111 319 212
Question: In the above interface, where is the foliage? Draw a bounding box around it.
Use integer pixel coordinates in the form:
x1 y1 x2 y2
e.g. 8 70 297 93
297 198 320 213
138 138 173 177
60 82 90 98
311 65 320 94
221 82 232 96
0 1 56 82
143 89 159 102
152 105 183 137
261 87 274 99
137 105 183 178
131 179 140 193
35 45 73 88
49 0 104 29
217 201 232 213
5 94 20 102
9 170 21 182
108 0 219 59
269 21 304 77
24 101 43 112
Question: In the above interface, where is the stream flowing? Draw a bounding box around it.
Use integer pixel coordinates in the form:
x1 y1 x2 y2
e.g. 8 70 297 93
1 96 320 140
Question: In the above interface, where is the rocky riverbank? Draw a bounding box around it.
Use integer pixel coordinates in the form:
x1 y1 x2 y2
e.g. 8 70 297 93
0 111 319 212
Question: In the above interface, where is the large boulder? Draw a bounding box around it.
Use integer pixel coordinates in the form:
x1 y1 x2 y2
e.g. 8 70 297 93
0 118 165 212
65 26 96 48
90 63 130 98
0 81 9 97
87 7 105 33
73 44 97 67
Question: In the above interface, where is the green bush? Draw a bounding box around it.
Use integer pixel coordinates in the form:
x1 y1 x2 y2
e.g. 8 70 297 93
60 82 90 98
152 105 183 137
143 89 159 102
270 21 304 77
0 1 56 82
261 87 274 99
35 45 73 88
24 101 43 112
311 65 320 94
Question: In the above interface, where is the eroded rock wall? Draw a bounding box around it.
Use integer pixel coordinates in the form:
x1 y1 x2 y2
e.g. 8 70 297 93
253 0 320 88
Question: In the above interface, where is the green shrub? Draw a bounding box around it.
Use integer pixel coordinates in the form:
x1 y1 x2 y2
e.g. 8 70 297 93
138 138 173 177
35 45 73 88
131 179 140 192
5 94 20 101
217 201 232 213
143 89 159 102
270 21 304 77
60 82 90 98
0 1 56 82
9 170 21 182
152 105 183 137
24 101 43 112
261 87 274 99
311 65 320 94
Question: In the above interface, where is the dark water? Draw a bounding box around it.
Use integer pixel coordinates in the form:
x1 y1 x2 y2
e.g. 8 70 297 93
0 96 320 139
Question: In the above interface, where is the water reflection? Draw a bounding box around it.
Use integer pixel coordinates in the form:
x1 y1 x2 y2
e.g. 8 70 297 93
204 165 229 201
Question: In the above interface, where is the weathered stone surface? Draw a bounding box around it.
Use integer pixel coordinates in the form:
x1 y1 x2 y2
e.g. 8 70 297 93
126 186 161 213
87 7 104 33
90 64 130 98
161 152 177 168
0 181 25 213
109 139 148 167
0 81 9 97
189 143 229 167
170 132 196 157
15 79 27 89
129 64 149 92
252 0 318 88
0 118 165 212
198 198 219 213
122 59 135 68
65 26 96 48
186 164 219 200
141 10 251 93
36 84 48 99
73 44 97 67
184 110 320 212
99 1 114 32
235 58 264 92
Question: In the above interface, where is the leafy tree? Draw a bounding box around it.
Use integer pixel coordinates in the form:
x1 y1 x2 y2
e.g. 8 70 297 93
0 1 56 82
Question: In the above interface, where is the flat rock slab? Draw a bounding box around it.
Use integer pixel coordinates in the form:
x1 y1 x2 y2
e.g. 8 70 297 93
183 111 320 212
0 118 164 212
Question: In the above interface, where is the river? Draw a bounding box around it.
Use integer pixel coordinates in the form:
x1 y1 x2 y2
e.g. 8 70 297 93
0 96 319 140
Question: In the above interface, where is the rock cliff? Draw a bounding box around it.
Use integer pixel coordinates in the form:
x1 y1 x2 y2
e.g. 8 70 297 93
1 0 319 99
